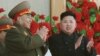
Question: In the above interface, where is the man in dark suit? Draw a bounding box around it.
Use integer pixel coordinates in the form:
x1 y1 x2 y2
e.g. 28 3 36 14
48 11 96 56
5 1 49 56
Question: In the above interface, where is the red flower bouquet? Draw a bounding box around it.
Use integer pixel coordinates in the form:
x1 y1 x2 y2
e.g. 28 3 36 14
30 20 39 35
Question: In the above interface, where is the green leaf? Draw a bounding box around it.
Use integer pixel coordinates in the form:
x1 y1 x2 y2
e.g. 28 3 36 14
90 14 96 24
34 14 39 22
51 18 55 27
95 32 100 37
89 8 96 15
75 8 82 12
66 1 73 9
79 29 86 36
52 26 58 33
45 16 51 22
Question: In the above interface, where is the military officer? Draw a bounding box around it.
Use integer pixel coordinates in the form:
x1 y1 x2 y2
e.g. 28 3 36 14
0 15 13 56
5 1 48 56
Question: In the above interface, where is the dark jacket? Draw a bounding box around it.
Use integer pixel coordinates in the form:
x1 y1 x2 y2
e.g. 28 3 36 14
48 31 96 56
5 23 47 56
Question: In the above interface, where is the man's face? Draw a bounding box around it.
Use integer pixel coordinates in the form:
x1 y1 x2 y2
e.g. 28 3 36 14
60 16 77 34
19 14 32 29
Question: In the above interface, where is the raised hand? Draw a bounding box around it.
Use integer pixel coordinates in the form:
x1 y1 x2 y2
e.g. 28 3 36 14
36 26 49 42
75 34 84 50
87 38 94 52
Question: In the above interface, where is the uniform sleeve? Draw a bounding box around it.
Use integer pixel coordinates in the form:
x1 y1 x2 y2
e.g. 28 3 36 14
5 28 44 52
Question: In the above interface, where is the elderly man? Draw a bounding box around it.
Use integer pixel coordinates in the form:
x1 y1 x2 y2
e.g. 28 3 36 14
5 1 48 56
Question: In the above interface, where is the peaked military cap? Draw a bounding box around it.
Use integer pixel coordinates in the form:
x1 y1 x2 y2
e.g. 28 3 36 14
8 1 31 19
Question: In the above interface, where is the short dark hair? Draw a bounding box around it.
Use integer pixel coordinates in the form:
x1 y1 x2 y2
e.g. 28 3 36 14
60 11 76 20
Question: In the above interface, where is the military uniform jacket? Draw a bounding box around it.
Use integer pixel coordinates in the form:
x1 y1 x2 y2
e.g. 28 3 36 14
0 42 5 56
48 31 96 56
5 23 46 56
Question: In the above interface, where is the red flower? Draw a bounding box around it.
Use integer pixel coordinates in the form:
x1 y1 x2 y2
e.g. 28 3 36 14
72 2 80 8
83 0 89 3
39 14 45 20
30 20 39 35
84 19 91 26
31 11 36 17
86 28 94 40
82 6 90 19
52 16 58 21
77 21 87 31
88 2 97 9
0 8 5 13
82 0 89 7
74 12 82 22
93 22 100 32
94 37 100 45
69 0 72 3
96 14 100 22
95 43 100 55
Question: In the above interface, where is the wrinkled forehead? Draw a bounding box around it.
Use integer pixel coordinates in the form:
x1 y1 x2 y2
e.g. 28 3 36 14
19 13 32 21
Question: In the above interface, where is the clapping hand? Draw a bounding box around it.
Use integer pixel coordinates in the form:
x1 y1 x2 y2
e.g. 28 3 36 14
87 38 94 52
37 26 49 42
75 34 84 50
